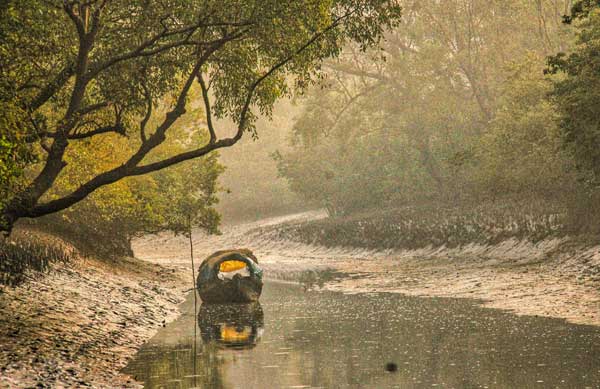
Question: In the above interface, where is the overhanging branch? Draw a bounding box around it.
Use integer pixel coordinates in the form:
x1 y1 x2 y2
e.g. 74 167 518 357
25 12 356 219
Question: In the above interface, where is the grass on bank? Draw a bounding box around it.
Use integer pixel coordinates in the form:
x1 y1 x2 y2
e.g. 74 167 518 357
263 200 577 250
0 235 72 287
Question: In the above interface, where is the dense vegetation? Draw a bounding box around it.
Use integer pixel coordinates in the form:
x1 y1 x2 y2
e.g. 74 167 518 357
4 0 600 255
0 0 402 245
275 0 600 244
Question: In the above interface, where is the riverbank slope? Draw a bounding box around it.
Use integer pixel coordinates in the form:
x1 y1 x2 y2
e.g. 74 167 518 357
0 231 188 388
135 211 600 326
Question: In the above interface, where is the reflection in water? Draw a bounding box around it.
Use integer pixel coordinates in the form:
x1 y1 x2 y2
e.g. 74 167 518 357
198 303 264 350
298 269 338 291
124 282 600 388
122 292 226 389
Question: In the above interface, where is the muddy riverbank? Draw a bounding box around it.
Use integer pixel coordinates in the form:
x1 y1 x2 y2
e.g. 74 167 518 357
135 211 600 327
0 234 188 388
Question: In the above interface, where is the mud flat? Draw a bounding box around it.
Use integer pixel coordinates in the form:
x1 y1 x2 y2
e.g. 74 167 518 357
135 211 600 327
0 234 188 388
322 239 600 327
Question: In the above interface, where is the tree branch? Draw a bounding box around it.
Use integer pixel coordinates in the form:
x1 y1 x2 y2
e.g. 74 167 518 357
63 2 86 39
28 62 75 112
227 11 354 144
69 124 125 139
122 42 225 168
329 83 381 132
325 62 389 83
32 123 125 140
139 83 152 143
88 26 251 80
197 73 216 143
77 101 110 116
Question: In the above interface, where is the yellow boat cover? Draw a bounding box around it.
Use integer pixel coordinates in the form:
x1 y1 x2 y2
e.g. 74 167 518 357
219 260 247 273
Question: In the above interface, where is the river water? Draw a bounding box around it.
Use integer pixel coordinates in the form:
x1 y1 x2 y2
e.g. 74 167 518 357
123 282 600 388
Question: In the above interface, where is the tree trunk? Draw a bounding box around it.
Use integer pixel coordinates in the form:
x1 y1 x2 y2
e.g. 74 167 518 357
1 137 70 236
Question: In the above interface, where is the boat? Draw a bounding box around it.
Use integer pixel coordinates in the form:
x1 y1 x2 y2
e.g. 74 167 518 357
196 249 263 303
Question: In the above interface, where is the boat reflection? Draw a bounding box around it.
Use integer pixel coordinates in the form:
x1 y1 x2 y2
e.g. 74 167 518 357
197 302 264 350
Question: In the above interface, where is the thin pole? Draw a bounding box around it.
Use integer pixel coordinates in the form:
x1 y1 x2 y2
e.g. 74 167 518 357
187 216 198 387
189 237 196 289
187 216 199 315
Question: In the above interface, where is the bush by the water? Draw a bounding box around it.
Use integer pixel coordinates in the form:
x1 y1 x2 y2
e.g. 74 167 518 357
0 238 72 286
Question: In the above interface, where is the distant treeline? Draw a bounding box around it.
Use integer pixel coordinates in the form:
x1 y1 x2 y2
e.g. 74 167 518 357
276 0 600 236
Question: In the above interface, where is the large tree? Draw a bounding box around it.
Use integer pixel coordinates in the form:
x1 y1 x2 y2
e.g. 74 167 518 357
0 0 401 234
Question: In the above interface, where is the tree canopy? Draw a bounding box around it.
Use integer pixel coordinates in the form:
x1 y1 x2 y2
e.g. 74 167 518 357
0 0 402 234
549 1 600 187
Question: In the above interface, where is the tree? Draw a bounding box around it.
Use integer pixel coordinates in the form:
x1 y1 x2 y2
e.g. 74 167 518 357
0 0 402 235
44 102 225 250
549 0 600 186
0 5 38 213
474 57 577 200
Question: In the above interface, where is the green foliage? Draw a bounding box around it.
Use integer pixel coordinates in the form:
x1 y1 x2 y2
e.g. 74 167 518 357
0 102 37 207
550 6 600 187
0 0 401 142
154 154 224 237
0 3 39 213
473 57 578 199
567 0 600 21
0 0 402 238
42 89 225 244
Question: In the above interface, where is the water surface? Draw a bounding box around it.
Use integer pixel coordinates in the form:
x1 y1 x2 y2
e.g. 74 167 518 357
123 282 600 388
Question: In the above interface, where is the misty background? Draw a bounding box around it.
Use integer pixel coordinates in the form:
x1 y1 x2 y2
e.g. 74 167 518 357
216 0 596 247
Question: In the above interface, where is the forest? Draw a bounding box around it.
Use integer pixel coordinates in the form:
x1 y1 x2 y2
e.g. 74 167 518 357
0 0 400 254
3 1 600 250
273 0 600 248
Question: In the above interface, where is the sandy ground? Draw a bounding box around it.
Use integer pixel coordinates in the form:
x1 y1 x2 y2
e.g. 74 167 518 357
135 211 600 327
0 241 189 388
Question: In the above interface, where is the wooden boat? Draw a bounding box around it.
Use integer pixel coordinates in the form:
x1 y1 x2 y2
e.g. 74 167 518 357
196 249 263 303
